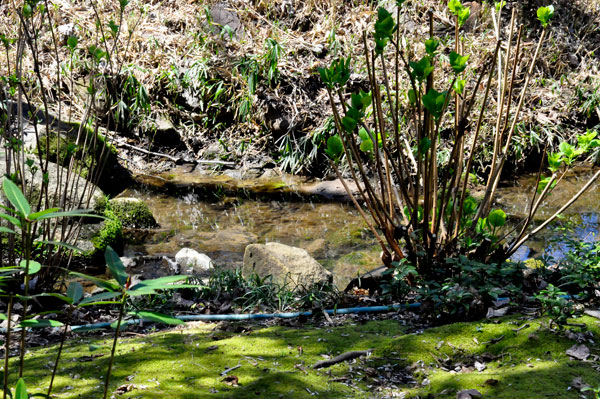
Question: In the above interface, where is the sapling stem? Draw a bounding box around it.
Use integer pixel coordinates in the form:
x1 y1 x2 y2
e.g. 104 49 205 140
48 308 73 396
3 295 13 399
103 293 127 399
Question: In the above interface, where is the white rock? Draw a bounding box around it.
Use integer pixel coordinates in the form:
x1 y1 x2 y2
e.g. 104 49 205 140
175 248 214 273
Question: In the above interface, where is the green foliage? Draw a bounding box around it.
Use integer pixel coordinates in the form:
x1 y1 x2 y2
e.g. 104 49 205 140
422 89 447 120
262 38 283 85
374 7 396 54
536 5 555 28
535 284 576 328
409 56 434 82
448 0 471 27
318 57 351 89
381 260 417 301
449 51 469 74
419 257 524 319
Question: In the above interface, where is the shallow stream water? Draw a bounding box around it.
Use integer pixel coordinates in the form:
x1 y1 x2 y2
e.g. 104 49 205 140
121 167 600 287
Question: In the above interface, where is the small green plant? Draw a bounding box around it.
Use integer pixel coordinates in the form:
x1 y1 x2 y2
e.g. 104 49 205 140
535 284 576 328
381 259 417 301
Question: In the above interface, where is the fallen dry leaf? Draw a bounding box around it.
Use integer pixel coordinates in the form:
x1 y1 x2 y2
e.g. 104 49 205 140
222 375 239 386
114 384 136 395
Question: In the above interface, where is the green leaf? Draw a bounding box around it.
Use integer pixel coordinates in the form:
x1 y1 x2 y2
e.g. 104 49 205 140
487 209 506 228
129 275 189 291
358 128 374 153
15 378 27 399
70 271 120 292
37 293 72 305
448 0 462 13
3 179 30 217
495 1 506 12
79 291 120 305
453 79 466 94
0 212 21 228
130 311 184 325
104 246 128 288
425 38 440 56
536 5 554 28
537 176 557 193
325 135 344 159
27 208 60 221
409 56 434 82
0 313 6 320
19 319 63 328
118 0 129 11
462 196 477 215
374 7 396 54
418 137 431 156
547 152 563 172
36 240 84 253
33 210 105 221
449 51 469 74
67 35 78 51
108 19 119 35
407 89 416 105
341 116 357 133
0 226 15 234
19 260 41 275
422 89 447 120
67 282 84 304
23 3 33 18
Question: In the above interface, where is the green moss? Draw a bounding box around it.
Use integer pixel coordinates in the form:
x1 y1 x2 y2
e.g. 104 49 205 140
377 315 600 398
91 209 123 253
37 124 116 179
109 198 158 229
16 320 404 398
10 315 600 398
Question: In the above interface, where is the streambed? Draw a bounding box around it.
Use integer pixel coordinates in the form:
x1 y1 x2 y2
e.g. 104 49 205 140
120 167 600 286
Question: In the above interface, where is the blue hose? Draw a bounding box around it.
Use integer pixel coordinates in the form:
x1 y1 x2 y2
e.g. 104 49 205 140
66 303 421 332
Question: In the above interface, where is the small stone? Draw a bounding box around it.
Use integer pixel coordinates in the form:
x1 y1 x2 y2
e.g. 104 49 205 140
457 389 482 399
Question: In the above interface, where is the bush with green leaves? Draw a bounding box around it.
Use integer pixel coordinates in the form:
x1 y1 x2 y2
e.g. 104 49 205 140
535 283 578 329
318 1 600 285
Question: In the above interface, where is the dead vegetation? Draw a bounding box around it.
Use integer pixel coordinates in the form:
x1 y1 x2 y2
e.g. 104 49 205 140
1 0 599 176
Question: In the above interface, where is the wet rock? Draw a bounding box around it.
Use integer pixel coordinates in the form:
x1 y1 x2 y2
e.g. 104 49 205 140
176 248 214 274
243 242 332 289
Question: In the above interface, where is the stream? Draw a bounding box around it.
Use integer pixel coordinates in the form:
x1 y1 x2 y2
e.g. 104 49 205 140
120 167 600 288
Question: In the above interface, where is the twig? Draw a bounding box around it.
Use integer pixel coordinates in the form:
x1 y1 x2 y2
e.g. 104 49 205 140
312 349 373 369
220 364 241 376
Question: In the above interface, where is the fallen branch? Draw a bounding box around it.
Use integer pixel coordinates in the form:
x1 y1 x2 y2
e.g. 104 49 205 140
116 141 236 166
220 363 241 376
312 349 373 369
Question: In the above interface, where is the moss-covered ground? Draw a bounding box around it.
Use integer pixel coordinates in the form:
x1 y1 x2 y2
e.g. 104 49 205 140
10 314 600 398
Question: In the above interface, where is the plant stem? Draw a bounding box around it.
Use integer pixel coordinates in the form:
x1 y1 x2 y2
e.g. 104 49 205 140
103 293 127 399
18 222 32 378
3 295 13 399
47 308 72 396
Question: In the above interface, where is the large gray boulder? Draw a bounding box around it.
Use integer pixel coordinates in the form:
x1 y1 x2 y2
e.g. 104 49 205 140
243 242 332 289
